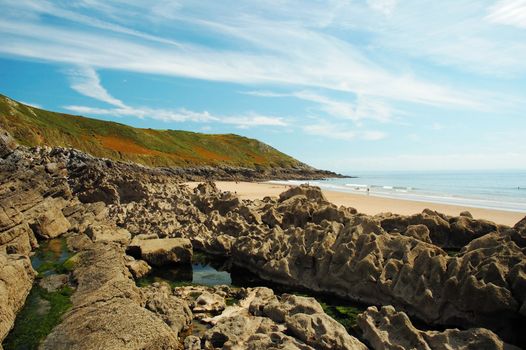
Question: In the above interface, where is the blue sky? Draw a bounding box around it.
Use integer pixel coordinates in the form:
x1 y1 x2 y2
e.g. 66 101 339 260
0 0 525 172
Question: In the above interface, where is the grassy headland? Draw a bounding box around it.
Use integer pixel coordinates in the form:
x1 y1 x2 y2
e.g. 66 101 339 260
0 94 307 169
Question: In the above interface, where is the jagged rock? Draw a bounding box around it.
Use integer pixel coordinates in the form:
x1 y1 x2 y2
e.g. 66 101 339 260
125 258 152 279
193 291 226 313
204 314 280 349
247 290 366 350
41 242 182 349
184 335 201 350
261 207 282 228
4 135 523 349
31 205 71 239
85 224 131 245
0 129 18 157
449 216 497 248
39 274 69 292
0 222 35 255
403 224 431 243
66 234 93 252
287 312 367 350
243 333 314 350
279 184 327 202
459 211 473 218
0 253 36 343
357 305 520 350
142 283 193 335
514 216 526 234
127 238 193 266
255 294 324 323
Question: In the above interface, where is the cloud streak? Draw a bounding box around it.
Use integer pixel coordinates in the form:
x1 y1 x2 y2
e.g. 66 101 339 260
487 0 526 29
64 67 287 128
303 122 386 142
0 1 492 110
68 67 126 108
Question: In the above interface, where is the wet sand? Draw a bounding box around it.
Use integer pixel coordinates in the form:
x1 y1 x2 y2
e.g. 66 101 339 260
186 181 524 226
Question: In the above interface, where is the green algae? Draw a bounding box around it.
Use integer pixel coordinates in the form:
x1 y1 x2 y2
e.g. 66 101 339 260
61 253 80 271
32 238 74 275
320 303 362 333
3 238 74 350
3 285 73 350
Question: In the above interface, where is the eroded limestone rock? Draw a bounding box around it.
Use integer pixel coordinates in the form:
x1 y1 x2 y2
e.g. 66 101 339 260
357 305 520 350
127 237 192 266
0 253 36 342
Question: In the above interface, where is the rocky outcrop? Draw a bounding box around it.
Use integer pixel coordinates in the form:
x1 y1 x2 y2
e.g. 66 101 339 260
0 142 75 345
125 256 152 279
1 132 524 349
30 204 71 239
85 224 131 245
193 291 226 313
0 129 17 157
357 305 521 350
127 237 193 266
0 253 35 342
104 166 526 347
141 283 193 335
41 242 189 350
197 287 367 350
377 209 499 249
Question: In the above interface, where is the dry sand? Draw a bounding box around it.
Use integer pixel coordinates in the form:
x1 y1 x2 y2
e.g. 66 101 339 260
186 181 525 226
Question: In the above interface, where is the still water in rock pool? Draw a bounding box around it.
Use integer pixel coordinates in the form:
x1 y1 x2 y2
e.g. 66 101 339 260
137 252 367 335
137 252 232 287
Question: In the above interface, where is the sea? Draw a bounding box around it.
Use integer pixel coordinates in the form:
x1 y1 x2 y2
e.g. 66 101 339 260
270 170 526 213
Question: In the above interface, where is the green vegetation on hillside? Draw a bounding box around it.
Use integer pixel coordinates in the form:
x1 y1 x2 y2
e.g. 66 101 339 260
0 94 304 169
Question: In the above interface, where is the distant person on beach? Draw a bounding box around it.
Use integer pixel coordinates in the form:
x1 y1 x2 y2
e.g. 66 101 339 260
367 187 370 195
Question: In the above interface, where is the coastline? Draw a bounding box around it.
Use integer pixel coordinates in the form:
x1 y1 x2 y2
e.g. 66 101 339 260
186 181 524 226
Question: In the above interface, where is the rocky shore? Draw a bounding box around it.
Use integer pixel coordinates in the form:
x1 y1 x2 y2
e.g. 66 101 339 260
1 131 524 349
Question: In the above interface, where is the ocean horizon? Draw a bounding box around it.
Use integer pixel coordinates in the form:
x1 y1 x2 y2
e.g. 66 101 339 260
271 169 526 213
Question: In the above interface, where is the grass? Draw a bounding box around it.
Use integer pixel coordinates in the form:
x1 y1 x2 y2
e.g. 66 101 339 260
0 94 304 169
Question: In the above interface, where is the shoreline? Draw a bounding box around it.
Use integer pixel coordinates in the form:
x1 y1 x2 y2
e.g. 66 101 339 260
186 181 524 226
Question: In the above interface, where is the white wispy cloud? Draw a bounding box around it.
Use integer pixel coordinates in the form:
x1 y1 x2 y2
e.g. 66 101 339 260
244 90 395 123
0 1 491 110
367 0 398 16
65 104 287 128
303 122 386 141
486 0 526 29
64 67 287 128
68 67 126 108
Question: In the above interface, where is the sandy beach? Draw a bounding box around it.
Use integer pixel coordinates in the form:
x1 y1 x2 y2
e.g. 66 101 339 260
186 181 525 226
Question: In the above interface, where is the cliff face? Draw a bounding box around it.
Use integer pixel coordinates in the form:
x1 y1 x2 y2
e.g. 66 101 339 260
0 94 335 178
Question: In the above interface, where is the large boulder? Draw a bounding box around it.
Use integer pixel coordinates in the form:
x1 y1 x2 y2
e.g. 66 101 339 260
85 224 131 245
31 206 71 239
127 238 192 267
125 257 152 279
